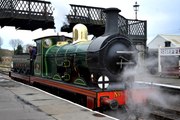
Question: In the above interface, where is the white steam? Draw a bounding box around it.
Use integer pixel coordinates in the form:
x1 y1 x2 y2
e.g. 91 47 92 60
50 0 71 32
119 56 180 119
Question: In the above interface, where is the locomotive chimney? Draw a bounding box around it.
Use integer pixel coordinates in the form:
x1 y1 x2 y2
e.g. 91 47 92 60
103 8 121 35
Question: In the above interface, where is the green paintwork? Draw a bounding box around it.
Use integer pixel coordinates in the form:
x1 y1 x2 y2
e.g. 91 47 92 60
74 77 87 86
33 35 92 86
44 45 58 77
53 74 62 80
55 41 91 66
63 73 70 81
34 36 71 77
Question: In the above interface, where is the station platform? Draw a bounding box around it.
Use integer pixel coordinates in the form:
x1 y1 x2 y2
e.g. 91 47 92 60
0 74 115 120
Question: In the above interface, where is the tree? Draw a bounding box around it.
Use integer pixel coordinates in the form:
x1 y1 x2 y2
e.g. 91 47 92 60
9 39 23 51
14 44 23 55
0 37 3 49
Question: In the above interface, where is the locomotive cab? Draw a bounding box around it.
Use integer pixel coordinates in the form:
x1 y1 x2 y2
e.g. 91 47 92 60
33 36 72 77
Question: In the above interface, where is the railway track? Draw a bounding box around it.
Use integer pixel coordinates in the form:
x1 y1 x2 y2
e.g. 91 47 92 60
149 104 180 120
150 87 180 120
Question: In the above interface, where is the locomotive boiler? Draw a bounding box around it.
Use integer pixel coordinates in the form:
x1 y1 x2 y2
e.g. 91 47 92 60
32 8 136 89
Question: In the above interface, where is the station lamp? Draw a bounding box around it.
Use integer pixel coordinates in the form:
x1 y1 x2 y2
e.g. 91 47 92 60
133 1 140 20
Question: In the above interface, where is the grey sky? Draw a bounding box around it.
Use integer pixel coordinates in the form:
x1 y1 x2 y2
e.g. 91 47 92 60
140 0 180 40
0 0 180 49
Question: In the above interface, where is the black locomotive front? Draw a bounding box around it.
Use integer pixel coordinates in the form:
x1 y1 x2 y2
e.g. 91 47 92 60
87 8 136 87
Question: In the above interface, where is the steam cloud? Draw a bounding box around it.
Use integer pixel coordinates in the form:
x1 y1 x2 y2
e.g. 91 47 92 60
50 0 71 32
114 54 180 120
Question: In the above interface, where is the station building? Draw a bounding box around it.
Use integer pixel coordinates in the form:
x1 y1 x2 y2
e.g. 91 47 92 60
148 34 180 76
148 34 180 49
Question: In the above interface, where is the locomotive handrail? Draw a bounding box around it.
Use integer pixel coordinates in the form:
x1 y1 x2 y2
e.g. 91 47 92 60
116 51 136 54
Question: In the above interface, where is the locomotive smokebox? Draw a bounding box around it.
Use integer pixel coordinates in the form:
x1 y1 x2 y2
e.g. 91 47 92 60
88 7 135 84
104 8 121 35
